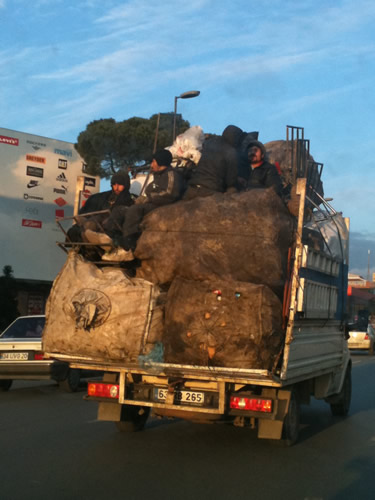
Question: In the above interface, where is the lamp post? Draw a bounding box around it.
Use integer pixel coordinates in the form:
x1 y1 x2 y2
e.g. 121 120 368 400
173 90 200 141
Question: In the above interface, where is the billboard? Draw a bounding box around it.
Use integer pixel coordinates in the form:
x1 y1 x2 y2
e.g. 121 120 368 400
0 127 100 282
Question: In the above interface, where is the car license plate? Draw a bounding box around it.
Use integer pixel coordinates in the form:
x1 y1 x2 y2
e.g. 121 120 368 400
0 352 29 360
154 388 204 404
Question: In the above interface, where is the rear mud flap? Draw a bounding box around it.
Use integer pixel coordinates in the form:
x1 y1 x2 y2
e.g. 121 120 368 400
257 389 291 440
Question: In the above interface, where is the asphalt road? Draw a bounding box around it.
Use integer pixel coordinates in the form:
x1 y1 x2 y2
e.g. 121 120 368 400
1 353 375 500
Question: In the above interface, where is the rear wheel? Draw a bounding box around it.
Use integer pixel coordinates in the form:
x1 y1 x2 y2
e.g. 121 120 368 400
0 380 12 392
115 405 150 432
280 391 300 446
59 369 81 393
330 366 351 416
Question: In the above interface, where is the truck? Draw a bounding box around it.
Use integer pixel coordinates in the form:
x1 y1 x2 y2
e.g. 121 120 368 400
43 126 351 446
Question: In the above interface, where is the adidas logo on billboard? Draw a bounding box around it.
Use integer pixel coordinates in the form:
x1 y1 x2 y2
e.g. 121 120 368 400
56 172 68 183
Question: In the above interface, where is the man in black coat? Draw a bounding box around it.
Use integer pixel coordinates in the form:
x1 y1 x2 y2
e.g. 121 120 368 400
243 140 283 197
66 171 133 242
183 128 239 200
85 149 185 261
80 171 133 214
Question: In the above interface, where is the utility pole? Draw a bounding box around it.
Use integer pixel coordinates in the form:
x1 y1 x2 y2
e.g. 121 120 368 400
367 249 371 282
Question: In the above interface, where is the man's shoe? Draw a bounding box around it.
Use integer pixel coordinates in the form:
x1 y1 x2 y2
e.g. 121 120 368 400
101 248 135 262
84 229 113 248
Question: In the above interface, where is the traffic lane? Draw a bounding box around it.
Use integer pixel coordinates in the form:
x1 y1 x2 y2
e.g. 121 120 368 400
0 358 374 500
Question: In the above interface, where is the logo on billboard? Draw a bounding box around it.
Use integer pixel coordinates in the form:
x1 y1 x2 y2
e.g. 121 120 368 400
58 158 68 170
84 177 96 187
27 180 40 189
54 148 72 158
26 154 46 164
27 139 46 149
53 185 68 195
56 172 68 182
0 135 19 146
54 197 67 207
26 165 44 178
25 207 39 216
22 219 42 229
24 194 44 201
55 209 65 218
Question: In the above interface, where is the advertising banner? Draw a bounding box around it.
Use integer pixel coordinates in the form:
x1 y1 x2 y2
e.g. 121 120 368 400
0 127 99 282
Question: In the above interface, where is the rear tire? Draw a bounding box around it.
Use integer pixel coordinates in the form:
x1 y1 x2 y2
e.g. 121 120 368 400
0 380 12 392
115 405 150 432
280 391 300 446
330 366 351 416
59 369 81 393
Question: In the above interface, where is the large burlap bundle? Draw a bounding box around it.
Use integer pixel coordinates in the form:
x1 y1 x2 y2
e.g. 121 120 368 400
265 140 324 205
264 140 313 186
43 252 163 363
135 188 293 295
163 277 283 369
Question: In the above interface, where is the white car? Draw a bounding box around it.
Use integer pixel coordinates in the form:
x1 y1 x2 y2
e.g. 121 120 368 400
0 315 81 392
347 323 375 355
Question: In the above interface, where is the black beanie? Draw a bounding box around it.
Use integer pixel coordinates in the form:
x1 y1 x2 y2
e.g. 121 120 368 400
246 140 266 156
152 149 172 167
111 171 129 188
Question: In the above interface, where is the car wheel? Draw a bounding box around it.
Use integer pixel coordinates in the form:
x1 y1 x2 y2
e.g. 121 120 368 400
0 380 12 392
115 405 150 432
279 391 300 447
330 366 351 416
59 369 81 393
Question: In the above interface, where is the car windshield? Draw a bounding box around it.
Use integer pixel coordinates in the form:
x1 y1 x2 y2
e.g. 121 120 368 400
1 317 46 339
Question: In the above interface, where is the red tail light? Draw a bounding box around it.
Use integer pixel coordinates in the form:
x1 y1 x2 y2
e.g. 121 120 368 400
88 382 119 399
34 352 44 360
365 334 369 340
230 396 273 413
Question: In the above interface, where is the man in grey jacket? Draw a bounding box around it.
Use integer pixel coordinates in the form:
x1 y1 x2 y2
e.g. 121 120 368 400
85 149 185 261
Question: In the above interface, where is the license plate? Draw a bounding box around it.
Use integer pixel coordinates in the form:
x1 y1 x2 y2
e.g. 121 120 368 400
0 352 29 360
154 388 204 404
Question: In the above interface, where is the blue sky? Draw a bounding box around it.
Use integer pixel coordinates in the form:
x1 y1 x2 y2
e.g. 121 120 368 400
1 0 375 275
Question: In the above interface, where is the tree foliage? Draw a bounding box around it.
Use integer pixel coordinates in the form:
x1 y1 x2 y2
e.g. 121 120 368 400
75 113 190 178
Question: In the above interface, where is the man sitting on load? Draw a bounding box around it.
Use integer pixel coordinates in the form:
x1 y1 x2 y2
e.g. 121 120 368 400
85 149 185 262
241 140 283 196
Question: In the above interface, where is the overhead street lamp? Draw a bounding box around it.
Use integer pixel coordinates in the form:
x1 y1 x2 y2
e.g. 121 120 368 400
173 90 200 141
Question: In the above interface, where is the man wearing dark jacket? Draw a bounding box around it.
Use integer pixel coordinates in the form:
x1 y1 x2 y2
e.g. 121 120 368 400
80 171 133 214
183 128 239 200
86 149 185 261
66 171 132 242
244 140 283 197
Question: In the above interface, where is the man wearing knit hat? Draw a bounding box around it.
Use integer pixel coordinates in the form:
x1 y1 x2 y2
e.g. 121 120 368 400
86 149 185 261
80 171 132 214
66 170 132 244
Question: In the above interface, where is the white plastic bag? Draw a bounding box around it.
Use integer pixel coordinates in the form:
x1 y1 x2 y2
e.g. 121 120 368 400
168 125 205 166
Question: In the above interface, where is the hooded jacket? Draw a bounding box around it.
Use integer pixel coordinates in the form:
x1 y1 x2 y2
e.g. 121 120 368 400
186 135 238 193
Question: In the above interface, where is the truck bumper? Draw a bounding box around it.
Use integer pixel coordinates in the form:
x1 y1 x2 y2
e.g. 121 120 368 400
0 361 69 381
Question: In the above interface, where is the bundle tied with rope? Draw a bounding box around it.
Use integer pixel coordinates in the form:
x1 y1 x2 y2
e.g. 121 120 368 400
133 188 293 369
134 188 294 298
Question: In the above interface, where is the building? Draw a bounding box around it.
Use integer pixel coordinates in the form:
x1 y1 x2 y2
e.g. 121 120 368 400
347 273 375 321
0 126 99 316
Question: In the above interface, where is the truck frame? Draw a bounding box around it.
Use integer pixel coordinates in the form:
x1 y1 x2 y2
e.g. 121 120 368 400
49 174 351 446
